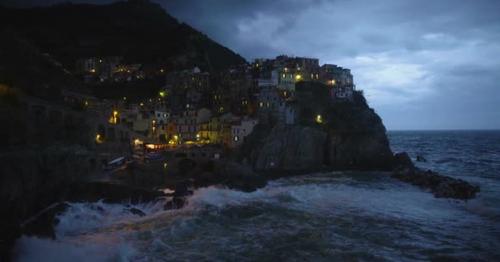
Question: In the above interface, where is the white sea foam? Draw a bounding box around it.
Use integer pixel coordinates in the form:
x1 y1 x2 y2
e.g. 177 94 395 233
14 173 498 261
55 200 165 237
182 175 474 225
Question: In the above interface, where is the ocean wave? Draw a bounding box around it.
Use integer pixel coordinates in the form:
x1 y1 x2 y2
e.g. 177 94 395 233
14 236 136 262
14 172 500 261
55 200 165 237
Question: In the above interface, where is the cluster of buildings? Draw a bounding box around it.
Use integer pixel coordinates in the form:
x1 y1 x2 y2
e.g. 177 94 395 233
75 56 166 83
253 55 355 125
253 55 355 99
68 55 356 162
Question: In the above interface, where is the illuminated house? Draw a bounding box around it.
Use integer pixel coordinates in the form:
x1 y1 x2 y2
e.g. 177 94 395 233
230 118 258 148
320 64 355 100
252 56 355 101
112 64 144 82
164 122 177 141
75 56 122 82
154 110 170 123
174 108 212 142
164 67 211 112
195 116 224 145
253 55 320 92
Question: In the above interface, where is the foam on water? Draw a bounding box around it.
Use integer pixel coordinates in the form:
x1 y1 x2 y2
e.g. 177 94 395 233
14 130 500 261
14 172 500 261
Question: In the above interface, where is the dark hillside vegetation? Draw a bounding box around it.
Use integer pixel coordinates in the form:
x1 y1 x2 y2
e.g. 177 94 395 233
0 0 247 72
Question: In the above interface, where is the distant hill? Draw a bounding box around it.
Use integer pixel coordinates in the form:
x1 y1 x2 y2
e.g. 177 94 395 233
0 0 247 72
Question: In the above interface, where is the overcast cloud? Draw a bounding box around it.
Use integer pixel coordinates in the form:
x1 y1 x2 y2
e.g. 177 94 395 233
4 0 500 130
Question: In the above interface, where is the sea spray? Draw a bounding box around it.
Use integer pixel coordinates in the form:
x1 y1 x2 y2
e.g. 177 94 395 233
14 170 500 261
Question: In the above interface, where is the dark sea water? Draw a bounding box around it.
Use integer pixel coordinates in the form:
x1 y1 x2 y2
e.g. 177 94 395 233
14 131 500 261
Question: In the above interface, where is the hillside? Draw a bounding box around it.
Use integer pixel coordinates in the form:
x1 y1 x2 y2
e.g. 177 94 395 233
0 0 247 72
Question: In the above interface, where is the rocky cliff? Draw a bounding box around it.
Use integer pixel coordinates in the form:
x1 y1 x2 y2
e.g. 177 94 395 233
243 82 394 172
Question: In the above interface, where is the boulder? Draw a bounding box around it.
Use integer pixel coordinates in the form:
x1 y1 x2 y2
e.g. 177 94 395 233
163 181 193 210
416 155 427 162
391 160 480 200
222 162 267 192
127 207 146 217
21 202 70 239
393 152 415 170
164 197 187 210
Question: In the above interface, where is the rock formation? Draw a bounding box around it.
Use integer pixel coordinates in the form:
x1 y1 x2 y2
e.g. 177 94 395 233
244 83 394 172
392 152 480 199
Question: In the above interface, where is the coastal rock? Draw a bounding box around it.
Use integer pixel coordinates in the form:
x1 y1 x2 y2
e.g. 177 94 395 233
416 155 427 162
0 146 93 261
66 181 165 204
128 207 146 217
21 202 70 239
327 131 393 170
164 197 187 210
164 182 193 210
252 125 328 171
222 161 267 192
243 87 394 172
393 152 415 170
391 153 479 200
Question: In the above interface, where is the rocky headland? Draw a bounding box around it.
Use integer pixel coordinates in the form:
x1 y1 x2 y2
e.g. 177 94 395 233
0 82 481 260
0 2 481 260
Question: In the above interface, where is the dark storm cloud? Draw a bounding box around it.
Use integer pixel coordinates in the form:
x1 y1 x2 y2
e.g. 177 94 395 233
3 0 500 129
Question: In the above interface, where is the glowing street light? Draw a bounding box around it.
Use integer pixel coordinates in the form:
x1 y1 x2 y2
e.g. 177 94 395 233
315 114 323 124
95 134 104 144
133 138 143 146
109 110 119 124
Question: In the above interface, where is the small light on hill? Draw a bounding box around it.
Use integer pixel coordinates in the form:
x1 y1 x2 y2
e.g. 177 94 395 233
316 114 323 124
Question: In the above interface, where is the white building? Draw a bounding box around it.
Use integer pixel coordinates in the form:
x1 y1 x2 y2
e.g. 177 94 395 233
231 118 258 148
154 110 170 124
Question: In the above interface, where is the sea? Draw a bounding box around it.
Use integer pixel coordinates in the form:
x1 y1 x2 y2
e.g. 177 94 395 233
14 131 500 261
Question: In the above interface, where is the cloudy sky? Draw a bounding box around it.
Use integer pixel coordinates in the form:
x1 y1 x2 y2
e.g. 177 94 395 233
4 0 500 130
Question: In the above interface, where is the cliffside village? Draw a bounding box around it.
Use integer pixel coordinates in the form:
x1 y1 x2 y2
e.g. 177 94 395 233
66 55 356 169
